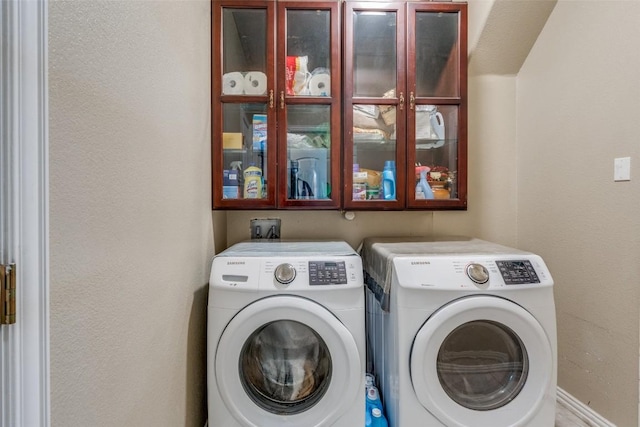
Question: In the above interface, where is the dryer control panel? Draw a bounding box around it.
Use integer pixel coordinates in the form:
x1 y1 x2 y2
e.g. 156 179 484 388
392 254 553 290
495 260 540 285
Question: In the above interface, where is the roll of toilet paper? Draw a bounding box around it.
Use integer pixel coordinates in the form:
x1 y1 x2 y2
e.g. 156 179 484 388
244 71 267 95
308 73 331 96
222 72 245 95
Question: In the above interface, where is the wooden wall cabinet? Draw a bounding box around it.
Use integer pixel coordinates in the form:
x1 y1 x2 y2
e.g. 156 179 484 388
212 0 342 209
343 1 467 210
212 0 467 211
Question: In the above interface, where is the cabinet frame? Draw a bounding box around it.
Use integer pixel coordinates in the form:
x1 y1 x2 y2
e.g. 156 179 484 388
212 0 277 209
342 1 407 210
276 1 342 209
212 0 343 210
406 2 467 210
211 0 468 211
342 1 467 211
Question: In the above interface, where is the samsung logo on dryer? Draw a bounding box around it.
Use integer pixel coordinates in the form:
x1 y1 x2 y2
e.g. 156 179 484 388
411 261 431 265
226 261 245 265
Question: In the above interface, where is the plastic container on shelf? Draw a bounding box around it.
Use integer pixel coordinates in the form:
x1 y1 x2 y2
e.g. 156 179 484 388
243 164 263 199
297 157 319 199
381 161 395 200
289 160 299 199
353 163 367 200
416 170 434 200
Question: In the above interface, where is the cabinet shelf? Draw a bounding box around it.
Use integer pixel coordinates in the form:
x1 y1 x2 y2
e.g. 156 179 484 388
353 139 396 147
416 139 453 150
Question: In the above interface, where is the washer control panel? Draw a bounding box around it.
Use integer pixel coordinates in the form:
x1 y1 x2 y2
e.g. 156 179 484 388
309 261 347 285
496 260 540 285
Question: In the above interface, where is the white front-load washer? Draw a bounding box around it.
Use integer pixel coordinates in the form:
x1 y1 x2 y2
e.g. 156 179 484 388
208 240 365 427
361 237 557 427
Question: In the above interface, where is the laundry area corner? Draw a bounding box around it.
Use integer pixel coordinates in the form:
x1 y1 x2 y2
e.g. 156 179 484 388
40 0 640 425
206 232 558 426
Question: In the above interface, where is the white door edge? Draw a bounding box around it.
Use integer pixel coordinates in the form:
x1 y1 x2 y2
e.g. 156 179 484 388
0 1 50 426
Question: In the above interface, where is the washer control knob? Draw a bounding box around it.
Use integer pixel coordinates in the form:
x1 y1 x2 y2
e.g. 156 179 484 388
466 263 489 285
274 263 296 285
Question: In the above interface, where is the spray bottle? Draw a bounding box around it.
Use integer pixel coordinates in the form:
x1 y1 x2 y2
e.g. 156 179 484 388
416 170 434 200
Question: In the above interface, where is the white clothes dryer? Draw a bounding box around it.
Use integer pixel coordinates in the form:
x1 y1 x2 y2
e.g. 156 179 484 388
361 237 557 427
208 241 365 427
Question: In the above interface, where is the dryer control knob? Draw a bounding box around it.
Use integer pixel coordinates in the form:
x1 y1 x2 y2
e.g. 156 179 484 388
274 263 296 284
466 263 489 285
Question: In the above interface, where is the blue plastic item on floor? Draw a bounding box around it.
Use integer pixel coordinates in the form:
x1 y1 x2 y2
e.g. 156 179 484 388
366 386 383 411
365 373 388 426
371 407 389 427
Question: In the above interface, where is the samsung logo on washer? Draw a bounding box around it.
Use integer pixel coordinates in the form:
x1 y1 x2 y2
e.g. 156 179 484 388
411 261 431 265
226 261 245 265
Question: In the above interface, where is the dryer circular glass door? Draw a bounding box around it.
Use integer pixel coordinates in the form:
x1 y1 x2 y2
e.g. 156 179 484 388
215 295 362 427
410 296 553 427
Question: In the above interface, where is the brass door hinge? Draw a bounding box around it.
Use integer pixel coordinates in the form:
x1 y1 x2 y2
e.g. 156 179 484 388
1 264 16 325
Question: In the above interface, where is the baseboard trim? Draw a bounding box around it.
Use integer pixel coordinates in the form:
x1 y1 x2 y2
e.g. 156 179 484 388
557 387 617 427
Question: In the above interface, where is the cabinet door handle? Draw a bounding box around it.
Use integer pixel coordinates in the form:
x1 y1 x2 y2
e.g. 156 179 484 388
280 91 285 110
410 92 415 110
269 90 274 109
399 92 404 110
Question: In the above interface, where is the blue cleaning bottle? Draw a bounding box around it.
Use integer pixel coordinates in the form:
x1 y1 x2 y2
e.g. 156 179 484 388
382 161 396 200
365 407 373 427
366 386 383 412
371 407 389 427
416 170 434 199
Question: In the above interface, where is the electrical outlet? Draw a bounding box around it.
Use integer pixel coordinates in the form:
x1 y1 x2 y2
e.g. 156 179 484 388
250 218 281 239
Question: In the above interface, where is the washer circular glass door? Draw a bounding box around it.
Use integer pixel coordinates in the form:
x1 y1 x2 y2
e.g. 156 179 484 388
410 296 553 427
215 295 362 426
240 319 332 414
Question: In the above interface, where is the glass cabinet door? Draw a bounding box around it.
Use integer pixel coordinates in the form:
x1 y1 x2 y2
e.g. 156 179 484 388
343 3 406 210
220 103 270 201
407 3 467 209
278 2 341 208
221 7 268 96
213 2 276 209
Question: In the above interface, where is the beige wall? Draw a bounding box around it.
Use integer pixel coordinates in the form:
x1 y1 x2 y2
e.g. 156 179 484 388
517 1 640 425
49 1 213 426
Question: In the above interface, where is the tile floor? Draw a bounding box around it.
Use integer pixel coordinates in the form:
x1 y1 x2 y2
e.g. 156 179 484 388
556 400 599 427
